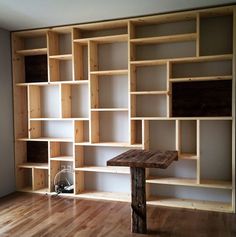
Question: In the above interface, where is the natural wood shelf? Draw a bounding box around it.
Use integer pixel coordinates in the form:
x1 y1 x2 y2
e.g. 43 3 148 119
130 91 168 95
77 191 131 202
147 196 232 213
75 166 130 174
170 75 232 82
90 69 128 76
130 117 233 121
50 156 74 161
74 142 143 148
74 34 128 44
18 137 73 142
91 108 128 112
12 5 235 214
130 33 197 45
179 153 199 160
130 54 233 67
16 48 47 56
146 176 232 189
16 80 89 87
30 118 89 121
18 163 48 169
49 54 72 60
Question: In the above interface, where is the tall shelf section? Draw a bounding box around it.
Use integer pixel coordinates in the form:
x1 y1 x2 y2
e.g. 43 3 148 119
12 5 235 212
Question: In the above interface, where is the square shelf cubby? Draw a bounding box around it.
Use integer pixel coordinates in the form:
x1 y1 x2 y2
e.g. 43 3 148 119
29 85 60 119
61 84 89 118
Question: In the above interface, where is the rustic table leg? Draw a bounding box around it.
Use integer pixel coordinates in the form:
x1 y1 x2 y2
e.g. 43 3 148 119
130 167 147 234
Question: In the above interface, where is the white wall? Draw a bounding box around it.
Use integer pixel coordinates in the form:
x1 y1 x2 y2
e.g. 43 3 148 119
0 28 15 197
0 0 235 30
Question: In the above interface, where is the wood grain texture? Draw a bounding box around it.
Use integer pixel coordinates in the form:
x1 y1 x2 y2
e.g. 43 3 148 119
131 167 147 234
107 149 178 169
0 192 235 237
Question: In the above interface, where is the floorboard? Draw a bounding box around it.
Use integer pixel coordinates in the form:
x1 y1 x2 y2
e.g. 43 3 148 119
0 192 235 237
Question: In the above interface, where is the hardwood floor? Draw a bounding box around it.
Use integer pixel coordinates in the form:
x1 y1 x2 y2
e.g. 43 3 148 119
0 192 235 237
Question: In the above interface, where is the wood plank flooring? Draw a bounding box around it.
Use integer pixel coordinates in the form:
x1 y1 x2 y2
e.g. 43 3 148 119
0 192 235 237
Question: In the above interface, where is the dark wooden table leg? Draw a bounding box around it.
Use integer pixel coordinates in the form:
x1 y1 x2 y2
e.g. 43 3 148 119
130 167 147 234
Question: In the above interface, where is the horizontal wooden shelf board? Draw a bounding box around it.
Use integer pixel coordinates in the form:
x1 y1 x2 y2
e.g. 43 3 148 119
91 108 128 112
49 54 72 60
50 156 74 161
16 48 47 56
18 162 48 169
90 69 128 76
75 166 130 174
130 91 168 95
77 191 131 202
16 81 88 86
18 137 73 142
130 54 232 67
170 75 232 82
147 196 232 213
130 117 233 121
74 142 143 148
146 176 232 189
30 118 89 121
179 153 199 160
130 33 197 45
74 34 128 44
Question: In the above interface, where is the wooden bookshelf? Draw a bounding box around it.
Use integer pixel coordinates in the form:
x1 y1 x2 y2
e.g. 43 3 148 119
12 5 236 213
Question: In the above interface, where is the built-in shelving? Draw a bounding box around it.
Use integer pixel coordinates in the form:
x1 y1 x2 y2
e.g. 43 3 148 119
12 5 235 213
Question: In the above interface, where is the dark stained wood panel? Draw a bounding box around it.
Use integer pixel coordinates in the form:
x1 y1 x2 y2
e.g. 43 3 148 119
131 167 147 234
25 55 48 83
107 149 178 169
172 81 232 117
27 141 48 163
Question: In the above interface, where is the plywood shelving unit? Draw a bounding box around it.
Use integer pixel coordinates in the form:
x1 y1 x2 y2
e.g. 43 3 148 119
12 5 236 213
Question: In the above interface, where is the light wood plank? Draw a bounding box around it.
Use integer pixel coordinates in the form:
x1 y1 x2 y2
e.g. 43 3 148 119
16 48 47 56
146 176 232 189
90 69 128 75
130 33 197 45
170 75 232 82
147 196 232 213
18 163 48 169
74 34 128 44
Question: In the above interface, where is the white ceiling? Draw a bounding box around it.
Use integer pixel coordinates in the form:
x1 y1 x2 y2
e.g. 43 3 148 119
0 0 235 31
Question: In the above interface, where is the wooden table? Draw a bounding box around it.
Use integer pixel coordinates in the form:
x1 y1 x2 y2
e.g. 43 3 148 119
107 149 178 234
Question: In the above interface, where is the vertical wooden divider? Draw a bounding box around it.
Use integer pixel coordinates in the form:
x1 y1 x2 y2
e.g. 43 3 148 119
88 41 99 143
232 6 236 212
47 31 59 82
167 61 172 118
175 120 180 154
196 13 200 57
196 120 201 184
48 141 52 192
128 21 136 143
